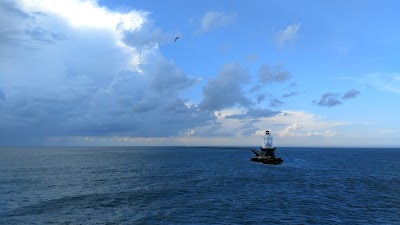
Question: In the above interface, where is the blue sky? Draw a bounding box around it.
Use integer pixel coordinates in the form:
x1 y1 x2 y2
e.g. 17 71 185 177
1 0 400 147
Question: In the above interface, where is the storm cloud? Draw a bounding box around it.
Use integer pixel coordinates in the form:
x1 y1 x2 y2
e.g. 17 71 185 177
199 63 252 111
0 1 317 146
0 0 214 145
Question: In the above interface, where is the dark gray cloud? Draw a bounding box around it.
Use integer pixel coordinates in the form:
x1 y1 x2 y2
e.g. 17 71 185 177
315 93 342 107
0 3 216 145
313 89 360 107
249 84 262 93
0 55 214 145
199 63 252 111
315 89 360 107
269 98 284 107
342 89 360 100
282 91 297 98
256 94 266 103
258 64 290 84
81 58 210 136
226 108 280 119
147 59 198 95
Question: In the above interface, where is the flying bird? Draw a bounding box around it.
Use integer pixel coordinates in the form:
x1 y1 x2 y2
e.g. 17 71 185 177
174 36 179 42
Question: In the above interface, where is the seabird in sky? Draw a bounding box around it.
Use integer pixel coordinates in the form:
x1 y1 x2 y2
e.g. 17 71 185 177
174 36 179 42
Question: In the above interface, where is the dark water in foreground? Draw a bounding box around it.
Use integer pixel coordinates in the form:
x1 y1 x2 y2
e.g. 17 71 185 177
0 147 399 224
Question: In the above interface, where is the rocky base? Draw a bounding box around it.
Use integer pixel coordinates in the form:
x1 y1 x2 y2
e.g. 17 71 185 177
251 157 283 165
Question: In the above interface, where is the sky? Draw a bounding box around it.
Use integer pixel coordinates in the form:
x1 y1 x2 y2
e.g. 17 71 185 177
1 0 400 147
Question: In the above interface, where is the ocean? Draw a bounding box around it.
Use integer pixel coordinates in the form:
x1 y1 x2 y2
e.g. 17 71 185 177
0 147 399 224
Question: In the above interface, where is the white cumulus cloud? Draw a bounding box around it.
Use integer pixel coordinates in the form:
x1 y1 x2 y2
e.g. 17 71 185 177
199 11 236 32
17 0 146 31
275 23 301 48
269 111 347 138
363 73 400 94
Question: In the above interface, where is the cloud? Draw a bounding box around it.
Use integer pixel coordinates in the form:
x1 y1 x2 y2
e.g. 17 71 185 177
279 122 336 138
314 89 360 107
218 43 231 54
269 98 284 107
25 27 67 44
282 91 297 98
17 0 146 31
256 94 266 103
362 73 400 93
80 65 213 137
199 11 236 32
187 109 349 146
246 54 259 62
225 108 280 119
2 1 360 147
268 111 347 139
0 1 68 46
185 108 273 139
122 21 178 50
0 1 31 49
342 89 360 100
0 0 214 145
258 64 290 84
275 23 300 48
279 123 301 137
199 63 251 111
315 93 341 107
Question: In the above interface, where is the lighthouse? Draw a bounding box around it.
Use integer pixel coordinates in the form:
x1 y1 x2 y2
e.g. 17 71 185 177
262 130 273 148
250 130 283 165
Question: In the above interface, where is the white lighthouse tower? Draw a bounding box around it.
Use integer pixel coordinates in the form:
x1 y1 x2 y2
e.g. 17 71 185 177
262 130 273 149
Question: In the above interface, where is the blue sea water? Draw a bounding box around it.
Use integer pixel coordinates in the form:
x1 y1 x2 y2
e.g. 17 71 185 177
0 147 399 224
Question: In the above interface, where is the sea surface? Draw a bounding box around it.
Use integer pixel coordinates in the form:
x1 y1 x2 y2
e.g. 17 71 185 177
0 146 399 224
